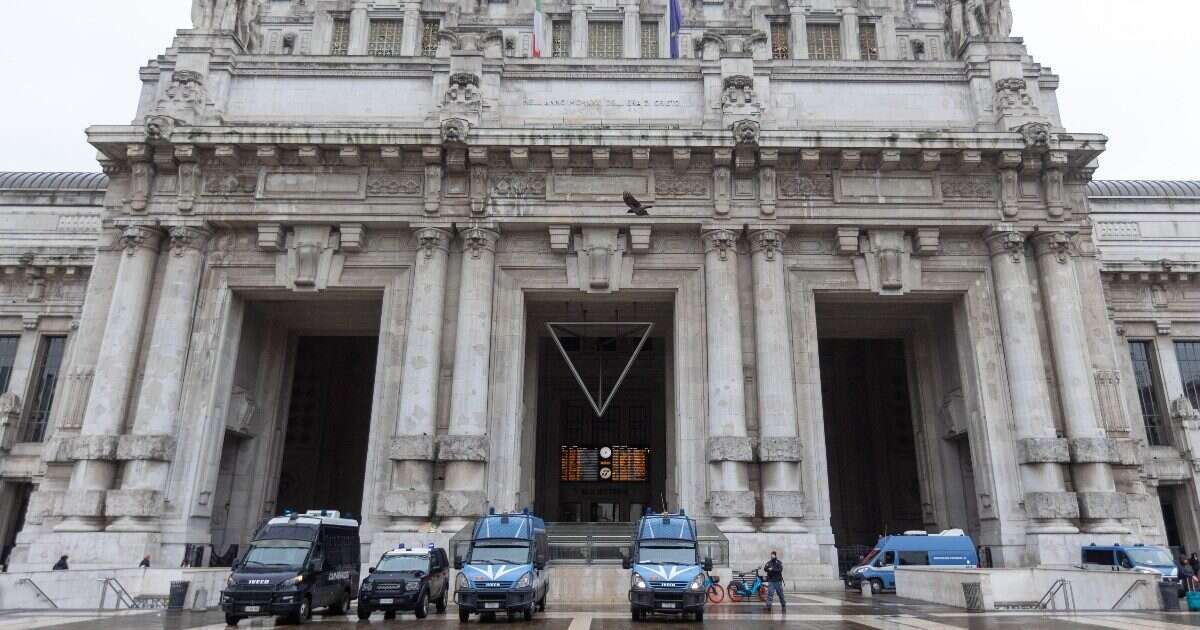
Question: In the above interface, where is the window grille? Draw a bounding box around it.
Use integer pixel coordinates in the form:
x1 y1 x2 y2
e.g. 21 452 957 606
588 21 623 58
20 336 65 443
859 21 879 60
1130 341 1168 446
330 18 350 56
421 19 440 57
552 20 571 57
807 23 842 60
1178 341 1200 414
0 336 17 393
367 19 404 57
770 22 790 59
640 21 659 58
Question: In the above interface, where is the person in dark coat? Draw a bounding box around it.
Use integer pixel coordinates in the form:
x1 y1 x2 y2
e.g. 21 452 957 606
52 555 69 570
1189 553 1199 580
763 551 786 612
139 555 151 568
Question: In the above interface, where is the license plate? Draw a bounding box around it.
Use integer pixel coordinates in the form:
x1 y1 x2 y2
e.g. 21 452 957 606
484 602 501 609
380 598 394 605
244 606 260 612
659 602 676 609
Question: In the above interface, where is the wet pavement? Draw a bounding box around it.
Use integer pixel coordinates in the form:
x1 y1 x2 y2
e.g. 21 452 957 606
4 593 1200 630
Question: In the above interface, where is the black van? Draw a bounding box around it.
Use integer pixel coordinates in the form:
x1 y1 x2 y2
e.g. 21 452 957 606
220 510 360 626
358 545 451 620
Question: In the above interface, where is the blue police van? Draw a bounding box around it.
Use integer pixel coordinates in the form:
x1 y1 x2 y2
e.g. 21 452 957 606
453 510 551 622
624 510 712 622
845 529 978 594
1082 543 1179 582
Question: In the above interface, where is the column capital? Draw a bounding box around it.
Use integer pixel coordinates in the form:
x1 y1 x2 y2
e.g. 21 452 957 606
984 226 1026 261
459 224 500 258
1031 231 1075 263
748 227 787 261
167 225 212 257
119 224 163 256
701 226 740 260
413 226 453 258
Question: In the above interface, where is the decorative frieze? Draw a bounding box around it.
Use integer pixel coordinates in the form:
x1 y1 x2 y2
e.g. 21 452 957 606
437 435 489 462
706 436 756 462
388 435 436 461
655 174 710 198
204 172 257 195
366 174 422 196
778 174 833 198
490 172 546 198
941 175 995 199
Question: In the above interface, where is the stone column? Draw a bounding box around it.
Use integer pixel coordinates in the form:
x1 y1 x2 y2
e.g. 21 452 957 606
985 227 1077 532
1032 232 1127 533
623 0 640 58
385 227 451 530
106 226 211 532
348 1 369 55
400 1 421 56
438 226 499 530
571 2 588 58
701 228 755 533
57 225 162 532
789 2 809 60
749 228 805 532
841 8 861 60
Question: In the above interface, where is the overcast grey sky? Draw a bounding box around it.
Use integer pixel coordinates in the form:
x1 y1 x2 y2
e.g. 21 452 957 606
0 0 1196 180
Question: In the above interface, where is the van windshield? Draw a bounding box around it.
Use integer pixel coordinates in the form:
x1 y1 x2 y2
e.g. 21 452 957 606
241 539 311 569
1126 547 1174 567
637 543 697 565
469 542 531 565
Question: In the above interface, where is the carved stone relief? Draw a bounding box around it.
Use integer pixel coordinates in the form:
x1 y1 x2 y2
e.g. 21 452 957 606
778 174 834 198
490 172 547 198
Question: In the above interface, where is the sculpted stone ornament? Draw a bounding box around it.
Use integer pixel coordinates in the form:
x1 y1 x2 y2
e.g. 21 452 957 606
732 119 760 146
0 392 20 451
168 226 211 257
994 78 1038 119
155 70 209 124
703 228 738 262
441 118 470 145
120 225 161 256
750 229 783 262
446 73 481 105
144 115 179 142
1017 122 1052 149
722 75 756 107
192 0 266 50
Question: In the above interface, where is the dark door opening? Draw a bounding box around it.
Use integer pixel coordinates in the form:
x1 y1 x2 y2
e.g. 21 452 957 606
1160 490 1184 556
0 482 31 570
276 336 377 518
820 338 924 571
535 331 667 522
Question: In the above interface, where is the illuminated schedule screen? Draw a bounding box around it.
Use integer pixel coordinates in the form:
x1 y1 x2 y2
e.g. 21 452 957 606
561 446 649 482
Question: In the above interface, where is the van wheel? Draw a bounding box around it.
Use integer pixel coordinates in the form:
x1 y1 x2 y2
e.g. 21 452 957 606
631 609 641 621
523 605 533 621
357 604 371 621
225 614 242 626
870 579 883 595
415 592 429 619
536 595 546 612
694 610 704 622
459 608 471 622
329 591 348 615
436 592 448 613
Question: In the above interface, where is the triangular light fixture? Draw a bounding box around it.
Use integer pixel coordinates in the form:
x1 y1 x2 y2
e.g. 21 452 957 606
545 322 654 418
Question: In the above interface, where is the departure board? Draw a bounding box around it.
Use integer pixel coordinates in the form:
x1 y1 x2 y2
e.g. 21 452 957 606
560 446 649 482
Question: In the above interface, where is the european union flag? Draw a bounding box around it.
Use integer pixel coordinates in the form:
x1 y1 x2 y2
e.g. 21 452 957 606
669 0 683 58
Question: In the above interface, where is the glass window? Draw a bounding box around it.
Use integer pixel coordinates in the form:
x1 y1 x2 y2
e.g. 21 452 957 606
1130 341 1168 446
552 20 571 57
0 336 18 393
376 554 429 572
1083 548 1114 566
21 336 65 443
588 21 623 58
367 19 404 57
898 550 929 566
859 21 879 60
807 23 842 60
241 540 311 569
640 21 659 58
770 22 790 59
421 19 440 57
1176 341 1200 413
330 18 350 56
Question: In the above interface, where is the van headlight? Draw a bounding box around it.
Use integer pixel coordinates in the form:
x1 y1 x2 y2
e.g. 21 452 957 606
405 581 419 591
631 573 647 590
516 573 533 589
456 573 470 590
280 574 304 587
689 575 704 591
226 574 236 587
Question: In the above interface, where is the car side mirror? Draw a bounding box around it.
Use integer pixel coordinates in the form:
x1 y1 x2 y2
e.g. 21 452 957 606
534 560 545 570
310 558 324 572
368 567 376 574
703 558 714 572
454 559 464 570
622 557 632 570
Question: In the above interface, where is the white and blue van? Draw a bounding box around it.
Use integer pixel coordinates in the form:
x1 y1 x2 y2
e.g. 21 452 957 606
845 529 978 594
1081 544 1179 583
453 510 551 622
624 510 713 622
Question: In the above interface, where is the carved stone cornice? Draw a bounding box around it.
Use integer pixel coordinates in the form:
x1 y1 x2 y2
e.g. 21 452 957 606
1031 231 1075 264
119 225 163 256
984 228 1026 263
167 225 212 257
701 228 739 261
414 226 452 259
748 228 785 262
459 226 499 259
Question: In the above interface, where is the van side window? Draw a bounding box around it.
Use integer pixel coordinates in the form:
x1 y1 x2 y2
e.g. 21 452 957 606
898 551 929 566
1083 549 1114 565
879 551 896 567
1117 552 1134 569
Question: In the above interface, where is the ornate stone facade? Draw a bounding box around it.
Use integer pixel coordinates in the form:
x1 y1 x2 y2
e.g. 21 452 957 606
0 0 1188 591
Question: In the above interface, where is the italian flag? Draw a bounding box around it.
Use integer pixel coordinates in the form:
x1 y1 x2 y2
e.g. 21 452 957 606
532 0 545 57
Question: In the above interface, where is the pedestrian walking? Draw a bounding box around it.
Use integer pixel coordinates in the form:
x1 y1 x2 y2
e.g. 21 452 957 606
138 554 151 568
1189 553 1199 582
52 555 69 571
1180 555 1195 592
763 551 786 612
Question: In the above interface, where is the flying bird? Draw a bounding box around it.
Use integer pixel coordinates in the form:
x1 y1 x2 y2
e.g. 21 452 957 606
624 191 654 216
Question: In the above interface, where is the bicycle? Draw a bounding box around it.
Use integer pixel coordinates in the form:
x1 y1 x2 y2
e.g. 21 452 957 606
725 568 767 603
703 573 724 604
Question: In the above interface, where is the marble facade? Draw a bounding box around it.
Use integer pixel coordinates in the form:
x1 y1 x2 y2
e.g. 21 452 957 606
0 0 1189 583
